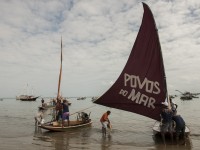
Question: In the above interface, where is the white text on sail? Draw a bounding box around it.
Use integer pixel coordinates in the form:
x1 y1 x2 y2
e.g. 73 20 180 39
119 73 161 109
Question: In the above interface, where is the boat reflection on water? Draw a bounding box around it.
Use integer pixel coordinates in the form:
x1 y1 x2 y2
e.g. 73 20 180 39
33 123 193 150
152 134 192 150
34 125 95 150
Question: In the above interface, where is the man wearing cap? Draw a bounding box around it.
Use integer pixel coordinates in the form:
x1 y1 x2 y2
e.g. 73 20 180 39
169 98 178 115
160 101 173 144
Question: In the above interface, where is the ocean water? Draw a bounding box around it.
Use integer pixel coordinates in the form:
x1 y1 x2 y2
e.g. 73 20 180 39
0 97 199 150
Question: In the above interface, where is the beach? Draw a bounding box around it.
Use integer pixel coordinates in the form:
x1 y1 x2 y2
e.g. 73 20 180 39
0 97 199 150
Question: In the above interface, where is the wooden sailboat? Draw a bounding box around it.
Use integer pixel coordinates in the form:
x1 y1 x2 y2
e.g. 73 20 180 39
39 38 92 131
20 95 39 101
93 3 190 138
18 84 39 101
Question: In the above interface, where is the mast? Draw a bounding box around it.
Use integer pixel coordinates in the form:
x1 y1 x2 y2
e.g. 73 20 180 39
152 4 169 108
158 33 170 108
57 37 63 100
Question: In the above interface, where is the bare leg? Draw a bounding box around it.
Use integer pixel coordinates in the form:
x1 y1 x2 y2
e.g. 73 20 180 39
161 132 166 145
35 117 37 126
181 131 186 145
102 127 106 136
62 119 64 128
176 135 179 145
170 132 173 144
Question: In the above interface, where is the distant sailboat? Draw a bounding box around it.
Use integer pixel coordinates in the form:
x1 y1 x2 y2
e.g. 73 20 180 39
93 3 190 138
17 84 39 101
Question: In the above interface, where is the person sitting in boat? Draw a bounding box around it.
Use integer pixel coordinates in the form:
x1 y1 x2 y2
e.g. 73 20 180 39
62 99 70 127
35 107 44 125
172 113 186 145
55 99 63 122
100 111 111 136
160 101 173 144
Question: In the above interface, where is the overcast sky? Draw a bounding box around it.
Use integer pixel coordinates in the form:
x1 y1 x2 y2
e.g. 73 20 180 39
0 0 199 98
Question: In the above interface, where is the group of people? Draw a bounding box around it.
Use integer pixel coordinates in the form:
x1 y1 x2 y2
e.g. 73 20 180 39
36 97 187 145
55 99 70 127
35 98 70 127
99 98 187 144
160 98 186 145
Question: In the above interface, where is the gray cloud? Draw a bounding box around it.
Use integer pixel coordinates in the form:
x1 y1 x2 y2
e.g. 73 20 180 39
0 0 200 98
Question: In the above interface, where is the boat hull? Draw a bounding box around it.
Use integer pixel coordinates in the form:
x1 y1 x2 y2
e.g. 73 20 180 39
180 96 192 100
39 120 92 132
20 96 39 101
152 121 190 137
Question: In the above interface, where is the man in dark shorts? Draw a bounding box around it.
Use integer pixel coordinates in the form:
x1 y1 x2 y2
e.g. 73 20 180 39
160 101 173 144
172 114 186 144
62 100 70 127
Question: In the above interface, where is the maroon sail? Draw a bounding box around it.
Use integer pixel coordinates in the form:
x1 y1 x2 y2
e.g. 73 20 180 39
94 3 167 121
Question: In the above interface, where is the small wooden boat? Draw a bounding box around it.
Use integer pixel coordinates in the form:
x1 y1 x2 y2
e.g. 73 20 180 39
176 90 200 100
77 97 86 100
39 119 92 132
20 96 39 101
180 95 193 100
152 121 190 137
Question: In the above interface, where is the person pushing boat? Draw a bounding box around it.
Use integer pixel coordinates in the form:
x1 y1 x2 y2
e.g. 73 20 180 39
100 111 111 136
172 113 186 145
160 101 173 144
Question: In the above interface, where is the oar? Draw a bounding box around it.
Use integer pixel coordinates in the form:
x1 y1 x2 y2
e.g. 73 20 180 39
175 90 183 94
69 105 96 116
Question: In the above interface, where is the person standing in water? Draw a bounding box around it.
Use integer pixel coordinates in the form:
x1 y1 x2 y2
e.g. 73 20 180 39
172 113 186 145
160 101 173 145
100 111 111 136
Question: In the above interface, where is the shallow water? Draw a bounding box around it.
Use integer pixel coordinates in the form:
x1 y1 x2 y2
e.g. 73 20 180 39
0 97 199 150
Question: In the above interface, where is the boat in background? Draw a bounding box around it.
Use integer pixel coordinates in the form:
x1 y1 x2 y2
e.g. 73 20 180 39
91 96 99 102
16 95 24 100
17 84 39 101
93 2 190 141
77 97 86 100
176 90 200 100
20 95 39 101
